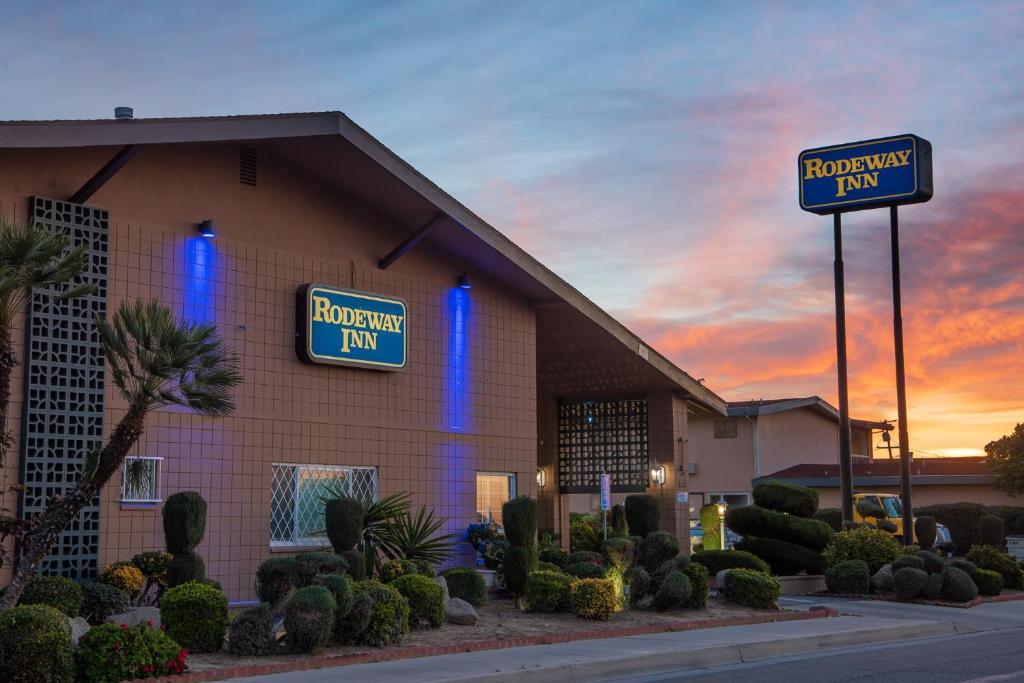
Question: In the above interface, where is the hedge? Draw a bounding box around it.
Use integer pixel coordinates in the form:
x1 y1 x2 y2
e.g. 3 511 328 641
979 515 1005 548
722 568 780 608
984 506 1024 536
966 545 1023 589
752 481 819 518
915 502 986 554
725 505 833 551
440 567 488 607
692 549 770 575
525 571 575 612
825 560 870 594
735 537 825 575
975 569 1004 596
570 578 617 620
814 508 843 532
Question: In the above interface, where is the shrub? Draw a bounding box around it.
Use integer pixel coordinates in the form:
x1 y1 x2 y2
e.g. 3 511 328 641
825 560 870 594
914 516 937 551
602 537 634 571
502 496 538 547
915 550 945 574
892 554 925 572
700 504 722 550
814 508 844 532
0 604 73 683
923 572 943 600
390 574 443 629
915 502 986 554
654 570 693 611
627 566 650 603
641 531 680 574
692 549 770 575
979 515 1005 548
941 566 979 602
567 560 607 579
985 505 1024 536
412 559 435 577
610 503 628 535
974 569 1003 596
229 603 276 656
256 557 300 606
525 571 575 612
966 545 1023 589
99 562 145 597
284 586 336 652
440 567 487 607
681 562 709 609
294 552 348 584
18 575 84 617
726 505 833 551
570 578 616 620
467 521 501 553
822 526 901 573
353 580 410 647
568 550 603 566
325 498 364 552
950 559 978 578
538 561 561 572
159 580 228 653
624 494 660 537
735 537 825 575
379 559 418 583
894 567 929 600
166 550 206 588
335 592 375 643
569 514 602 554
753 481 819 518
80 582 131 625
313 573 353 618
722 568 780 608
539 545 569 569
338 549 367 581
163 491 207 554
75 622 185 683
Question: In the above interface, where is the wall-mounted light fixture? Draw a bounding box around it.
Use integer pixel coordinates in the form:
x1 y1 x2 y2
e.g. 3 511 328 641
650 462 666 486
457 273 472 289
197 219 216 238
536 467 547 489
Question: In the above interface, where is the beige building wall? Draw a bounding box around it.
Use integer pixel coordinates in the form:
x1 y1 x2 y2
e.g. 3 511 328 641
686 414 755 498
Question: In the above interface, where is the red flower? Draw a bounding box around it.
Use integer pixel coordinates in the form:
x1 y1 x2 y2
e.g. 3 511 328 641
120 623 129 631
146 620 153 627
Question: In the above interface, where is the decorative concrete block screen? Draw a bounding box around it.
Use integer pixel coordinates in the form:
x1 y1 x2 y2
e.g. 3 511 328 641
270 464 377 547
557 399 649 493
21 197 108 579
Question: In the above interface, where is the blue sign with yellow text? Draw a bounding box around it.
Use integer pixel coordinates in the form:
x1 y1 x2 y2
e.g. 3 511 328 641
295 283 407 370
799 134 933 214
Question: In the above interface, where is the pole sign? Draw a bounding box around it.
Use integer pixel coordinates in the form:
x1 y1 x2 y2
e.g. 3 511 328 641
600 473 611 511
295 283 408 370
799 134 933 214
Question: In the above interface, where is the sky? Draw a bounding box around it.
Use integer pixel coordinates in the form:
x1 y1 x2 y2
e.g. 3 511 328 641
1 1 1021 457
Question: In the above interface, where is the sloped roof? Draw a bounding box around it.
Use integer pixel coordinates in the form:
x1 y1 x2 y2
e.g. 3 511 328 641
757 457 993 487
727 396 891 430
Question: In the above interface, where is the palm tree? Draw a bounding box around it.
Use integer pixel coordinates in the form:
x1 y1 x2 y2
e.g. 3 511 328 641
0 299 241 609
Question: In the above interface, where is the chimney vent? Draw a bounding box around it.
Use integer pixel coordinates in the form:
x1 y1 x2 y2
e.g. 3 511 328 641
114 107 134 120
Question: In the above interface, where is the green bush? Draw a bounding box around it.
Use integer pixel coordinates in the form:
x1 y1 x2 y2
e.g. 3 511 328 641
390 574 444 629
894 567 928 600
412 559 435 577
18 575 83 617
627 566 650 603
339 549 367 581
915 550 945 574
98 562 145 598
569 514 602 554
502 496 538 547
653 570 693 611
941 566 979 602
570 578 616 620
568 550 603 566
525 570 575 612
567 560 607 579
610 503 628 535
950 558 978 580
692 549 770 575
353 580 410 647
974 569 1003 596
539 545 569 568
440 567 488 607
131 550 173 589
753 481 819 518
313 573 353 619
284 586 336 652
979 515 1005 548
681 562 709 609
159 580 228 653
735 537 825 575
602 537 634 571
914 516 937 551
294 552 348 584
163 491 207 554
822 526 901 573
335 592 374 643
825 560 870 594
166 550 206 588
0 604 73 683
624 494 660 537
726 505 833 551
984 506 1024 536
80 582 131 626
722 568 780 608
966 545 1022 589
325 498 364 552
379 559 419 583
75 622 185 682
504 545 539 600
814 508 843 532
700 504 722 551
923 572 943 600
229 603 276 656
915 502 986 554
641 531 680 574
650 557 686 593
538 561 561 572
892 554 925 572
257 556 300 606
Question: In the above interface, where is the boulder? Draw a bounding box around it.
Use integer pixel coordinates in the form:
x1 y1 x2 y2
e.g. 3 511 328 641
870 563 894 593
105 605 161 629
69 616 91 649
434 575 450 604
714 569 732 590
445 597 478 625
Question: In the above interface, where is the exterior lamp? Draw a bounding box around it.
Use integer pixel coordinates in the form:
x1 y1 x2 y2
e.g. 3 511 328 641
715 495 728 550
197 219 216 238
650 463 666 486
457 273 472 289
536 467 547 489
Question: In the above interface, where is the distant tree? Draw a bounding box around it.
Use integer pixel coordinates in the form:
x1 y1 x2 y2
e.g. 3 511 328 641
986 423 1024 497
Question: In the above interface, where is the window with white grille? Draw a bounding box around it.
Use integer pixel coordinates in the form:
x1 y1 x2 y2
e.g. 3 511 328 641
270 464 378 547
119 456 163 503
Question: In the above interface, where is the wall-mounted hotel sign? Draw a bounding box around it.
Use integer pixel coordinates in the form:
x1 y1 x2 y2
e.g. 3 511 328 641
295 283 407 370
798 134 933 214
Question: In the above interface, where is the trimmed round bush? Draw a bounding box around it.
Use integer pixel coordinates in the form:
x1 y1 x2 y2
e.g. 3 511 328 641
654 570 693 611
892 554 926 572
814 508 843 532
391 574 444 629
627 566 650 603
570 578 616 620
159 580 228 653
335 591 375 643
539 545 569 568
257 556 300 605
285 586 337 652
966 545 1022 589
894 567 929 600
979 514 1005 548
76 622 185 682
354 580 410 647
80 582 131 626
567 560 606 579
923 572 943 600
440 567 487 607
941 566 979 602
166 550 206 588
412 559 435 577
294 552 348 584
735 537 825 575
525 570 575 612
974 569 1003 596
163 491 207 554
0 604 73 683
692 549 770 575
950 559 978 578
313 573 353 618
624 494 660 537
823 526 900 574
915 516 937 551
229 603 276 656
722 568 781 608
682 562 709 609
568 551 603 566
325 498 364 551
641 531 680 574
753 481 819 518
915 550 944 574
825 560 870 594
726 505 833 551
379 559 419 584
18 575 83 617
98 562 145 597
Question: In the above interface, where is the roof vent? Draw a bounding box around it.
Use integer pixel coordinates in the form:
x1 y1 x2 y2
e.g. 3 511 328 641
240 146 258 186
114 107 134 120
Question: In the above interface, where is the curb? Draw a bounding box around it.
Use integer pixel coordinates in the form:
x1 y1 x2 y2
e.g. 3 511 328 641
813 590 1024 609
126 608 838 683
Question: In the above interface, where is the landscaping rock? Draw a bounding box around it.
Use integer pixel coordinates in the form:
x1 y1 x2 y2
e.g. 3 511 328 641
434 575 450 604
871 563 894 592
445 597 478 625
69 616 91 648
714 569 732 590
104 605 161 628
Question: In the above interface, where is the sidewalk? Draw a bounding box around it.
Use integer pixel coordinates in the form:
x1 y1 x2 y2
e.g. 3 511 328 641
221 615 955 683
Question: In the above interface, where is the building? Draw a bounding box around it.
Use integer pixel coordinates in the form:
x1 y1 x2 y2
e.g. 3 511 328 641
0 111 726 601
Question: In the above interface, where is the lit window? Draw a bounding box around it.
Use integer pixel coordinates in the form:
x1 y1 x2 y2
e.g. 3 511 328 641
119 456 163 503
270 464 377 547
476 472 516 523
714 419 738 439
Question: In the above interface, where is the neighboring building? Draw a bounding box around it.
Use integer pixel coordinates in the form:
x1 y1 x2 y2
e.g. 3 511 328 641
0 111 726 601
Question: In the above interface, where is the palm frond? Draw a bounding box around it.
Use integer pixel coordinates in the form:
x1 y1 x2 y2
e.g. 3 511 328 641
379 506 459 564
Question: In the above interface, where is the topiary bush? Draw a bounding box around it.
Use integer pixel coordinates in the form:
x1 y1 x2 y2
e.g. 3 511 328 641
257 556 300 606
17 575 84 617
335 592 375 644
624 494 660 538
98 562 145 598
985 506 1024 536
525 570 575 612
159 580 228 653
735 537 825 575
825 560 870 594
966 545 1023 589
325 498 364 551
502 496 538 606
229 603 276 656
641 531 680 574
940 566 979 602
923 572 944 600
680 561 709 609
439 567 487 607
892 554 926 572
294 552 348 584
979 515 1005 548
814 508 843 532
610 503 628 536
915 550 944 574
166 550 206 589
753 481 819 518
390 574 444 629
163 491 208 588
722 568 781 608
569 513 602 554
915 502 986 554
654 570 693 611
692 549 770 575
974 569 1003 596
894 567 929 600
75 622 186 682
570 578 616 620
627 566 650 604
284 586 336 652
914 516 937 551
0 604 73 683
700 504 722 551
379 559 419 584
313 573 353 619
338 549 367 581
822 526 901 574
80 582 131 625
726 505 833 551
353 580 410 647
567 560 607 579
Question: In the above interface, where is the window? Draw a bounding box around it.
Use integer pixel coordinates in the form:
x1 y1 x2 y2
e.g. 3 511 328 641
270 464 377 547
119 456 162 503
714 419 738 439
476 472 516 522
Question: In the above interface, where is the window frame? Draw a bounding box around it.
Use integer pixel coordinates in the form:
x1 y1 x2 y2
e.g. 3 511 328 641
270 463 378 549
118 456 163 504
475 471 517 523
713 419 738 439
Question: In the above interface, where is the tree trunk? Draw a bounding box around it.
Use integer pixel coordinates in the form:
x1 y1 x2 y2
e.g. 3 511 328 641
0 326 16 474
0 405 146 610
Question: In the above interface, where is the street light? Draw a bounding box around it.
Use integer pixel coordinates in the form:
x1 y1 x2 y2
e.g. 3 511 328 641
716 495 728 550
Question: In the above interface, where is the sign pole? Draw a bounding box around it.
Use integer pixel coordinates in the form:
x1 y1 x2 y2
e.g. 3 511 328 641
833 211 855 524
890 206 914 544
